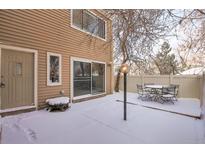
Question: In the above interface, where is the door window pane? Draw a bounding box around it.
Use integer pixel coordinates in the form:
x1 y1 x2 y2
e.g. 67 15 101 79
74 80 91 97
92 63 105 94
74 61 91 77
73 61 105 97
16 63 22 75
73 61 91 97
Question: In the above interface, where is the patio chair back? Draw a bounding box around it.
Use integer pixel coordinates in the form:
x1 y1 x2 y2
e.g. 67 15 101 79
162 86 176 95
170 84 179 97
137 84 144 93
161 86 176 104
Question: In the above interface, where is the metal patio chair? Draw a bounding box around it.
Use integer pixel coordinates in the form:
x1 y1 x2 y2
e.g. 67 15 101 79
144 83 160 101
170 84 179 101
160 86 176 104
136 84 150 100
144 83 155 93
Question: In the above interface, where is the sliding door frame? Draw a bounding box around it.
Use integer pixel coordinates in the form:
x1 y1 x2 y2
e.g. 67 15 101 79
70 57 106 102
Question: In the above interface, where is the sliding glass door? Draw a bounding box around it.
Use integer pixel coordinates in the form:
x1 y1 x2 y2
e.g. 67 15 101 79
92 62 105 94
73 60 105 97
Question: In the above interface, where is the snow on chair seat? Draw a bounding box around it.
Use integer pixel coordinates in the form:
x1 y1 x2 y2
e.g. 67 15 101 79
46 97 70 112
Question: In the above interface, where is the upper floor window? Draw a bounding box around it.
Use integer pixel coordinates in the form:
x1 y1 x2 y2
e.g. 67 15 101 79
72 10 106 40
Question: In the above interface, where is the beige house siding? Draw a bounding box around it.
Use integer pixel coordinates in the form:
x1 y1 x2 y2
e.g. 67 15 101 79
0 9 113 107
118 75 202 99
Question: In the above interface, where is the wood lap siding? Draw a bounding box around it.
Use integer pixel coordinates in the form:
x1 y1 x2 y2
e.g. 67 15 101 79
0 9 113 106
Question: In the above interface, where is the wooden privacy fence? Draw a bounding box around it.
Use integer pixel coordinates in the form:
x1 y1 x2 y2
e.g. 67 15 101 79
201 72 205 117
117 75 203 99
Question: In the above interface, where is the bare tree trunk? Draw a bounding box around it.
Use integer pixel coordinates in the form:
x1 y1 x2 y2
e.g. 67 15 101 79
114 69 121 92
114 59 128 92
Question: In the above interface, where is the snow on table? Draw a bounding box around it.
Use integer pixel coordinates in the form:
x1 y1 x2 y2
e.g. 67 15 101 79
46 97 69 105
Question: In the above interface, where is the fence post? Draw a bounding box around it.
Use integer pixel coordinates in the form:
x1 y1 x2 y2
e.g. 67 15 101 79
140 74 142 85
200 75 203 108
141 73 144 86
169 73 173 85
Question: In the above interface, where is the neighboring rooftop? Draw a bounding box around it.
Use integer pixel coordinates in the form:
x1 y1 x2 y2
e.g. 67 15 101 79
180 67 205 75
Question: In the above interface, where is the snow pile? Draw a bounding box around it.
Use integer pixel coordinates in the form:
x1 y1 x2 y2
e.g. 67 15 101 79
46 97 69 105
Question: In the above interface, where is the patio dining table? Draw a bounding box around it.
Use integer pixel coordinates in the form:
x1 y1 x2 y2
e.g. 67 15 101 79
144 84 170 102
138 84 178 103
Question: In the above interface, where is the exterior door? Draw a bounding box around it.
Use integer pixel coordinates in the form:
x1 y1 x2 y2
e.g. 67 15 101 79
1 49 34 109
72 59 105 98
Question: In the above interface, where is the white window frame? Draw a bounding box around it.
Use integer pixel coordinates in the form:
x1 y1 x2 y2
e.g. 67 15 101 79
70 9 107 41
70 57 107 101
47 52 62 86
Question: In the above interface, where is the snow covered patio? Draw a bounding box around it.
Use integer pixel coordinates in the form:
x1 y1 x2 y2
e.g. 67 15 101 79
0 92 205 144
122 92 202 118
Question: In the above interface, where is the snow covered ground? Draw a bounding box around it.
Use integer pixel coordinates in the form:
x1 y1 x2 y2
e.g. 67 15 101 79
124 92 201 118
0 92 205 144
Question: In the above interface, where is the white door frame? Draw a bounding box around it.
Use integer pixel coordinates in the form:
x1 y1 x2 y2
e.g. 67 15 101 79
70 56 107 102
0 44 38 110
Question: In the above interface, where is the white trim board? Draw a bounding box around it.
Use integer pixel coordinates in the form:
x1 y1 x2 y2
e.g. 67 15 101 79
70 56 107 102
72 93 106 101
0 106 35 114
0 44 38 110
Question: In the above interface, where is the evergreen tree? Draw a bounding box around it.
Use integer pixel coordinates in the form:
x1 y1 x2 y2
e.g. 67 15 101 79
154 42 179 75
